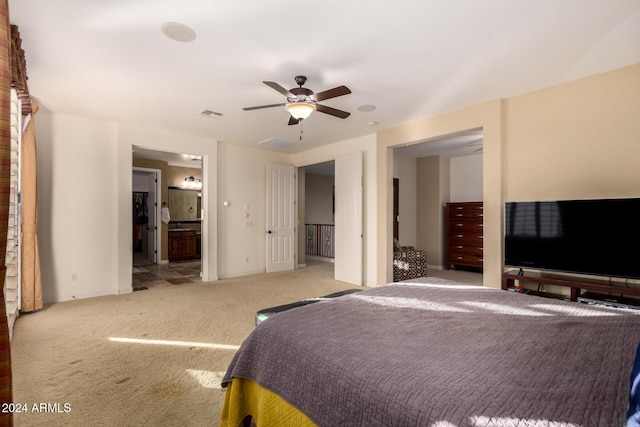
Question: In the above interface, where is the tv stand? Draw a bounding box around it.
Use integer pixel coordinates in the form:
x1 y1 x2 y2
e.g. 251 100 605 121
502 270 640 303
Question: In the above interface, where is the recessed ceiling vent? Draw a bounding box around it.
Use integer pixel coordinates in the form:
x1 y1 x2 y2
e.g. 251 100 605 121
199 109 222 118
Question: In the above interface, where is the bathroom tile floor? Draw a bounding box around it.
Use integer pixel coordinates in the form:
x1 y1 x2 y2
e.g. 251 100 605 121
133 253 202 291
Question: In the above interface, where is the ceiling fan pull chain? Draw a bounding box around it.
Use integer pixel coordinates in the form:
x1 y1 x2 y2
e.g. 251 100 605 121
300 120 304 141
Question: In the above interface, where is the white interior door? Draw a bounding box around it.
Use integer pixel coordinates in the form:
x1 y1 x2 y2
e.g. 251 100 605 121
334 152 363 285
147 173 157 263
266 164 295 273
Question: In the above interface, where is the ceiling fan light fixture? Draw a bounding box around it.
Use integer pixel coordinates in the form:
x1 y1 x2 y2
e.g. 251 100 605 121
285 102 316 120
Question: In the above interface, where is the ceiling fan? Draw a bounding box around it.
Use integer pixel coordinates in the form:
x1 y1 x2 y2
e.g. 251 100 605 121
243 75 351 125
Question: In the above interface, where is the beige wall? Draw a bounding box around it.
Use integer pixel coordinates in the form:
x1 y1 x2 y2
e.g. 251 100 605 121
167 165 202 188
416 156 450 268
450 154 482 202
378 62 640 288
503 63 640 202
305 173 334 225
36 113 119 302
393 153 417 248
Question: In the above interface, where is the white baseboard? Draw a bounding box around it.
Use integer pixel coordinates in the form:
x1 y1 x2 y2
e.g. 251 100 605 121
307 255 335 264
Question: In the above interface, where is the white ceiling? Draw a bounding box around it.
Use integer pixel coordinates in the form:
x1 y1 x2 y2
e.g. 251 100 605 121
9 0 640 156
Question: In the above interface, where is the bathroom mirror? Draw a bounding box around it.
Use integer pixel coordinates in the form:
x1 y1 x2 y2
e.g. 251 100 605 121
168 189 202 221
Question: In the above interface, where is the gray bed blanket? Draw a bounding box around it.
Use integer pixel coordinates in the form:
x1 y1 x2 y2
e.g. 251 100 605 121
222 277 640 426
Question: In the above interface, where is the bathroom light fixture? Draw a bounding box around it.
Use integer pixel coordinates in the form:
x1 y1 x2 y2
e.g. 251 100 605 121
285 101 316 120
183 176 202 189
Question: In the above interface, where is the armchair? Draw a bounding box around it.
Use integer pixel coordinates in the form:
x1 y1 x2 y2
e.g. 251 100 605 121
393 239 427 282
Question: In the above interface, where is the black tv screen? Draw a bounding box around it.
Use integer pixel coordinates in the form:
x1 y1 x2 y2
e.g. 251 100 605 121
504 198 640 279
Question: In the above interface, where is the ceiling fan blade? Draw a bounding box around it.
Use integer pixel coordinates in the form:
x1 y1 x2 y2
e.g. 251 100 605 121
243 103 286 111
316 103 350 119
312 85 351 102
263 81 293 97
288 116 300 126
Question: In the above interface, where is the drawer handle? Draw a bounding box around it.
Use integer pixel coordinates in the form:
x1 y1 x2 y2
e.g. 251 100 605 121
457 234 464 238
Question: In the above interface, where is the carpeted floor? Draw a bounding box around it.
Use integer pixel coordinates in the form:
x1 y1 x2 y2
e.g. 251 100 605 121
9 262 481 426
9 260 357 426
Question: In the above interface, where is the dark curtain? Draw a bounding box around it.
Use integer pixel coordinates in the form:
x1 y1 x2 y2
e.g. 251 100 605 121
0 1 13 425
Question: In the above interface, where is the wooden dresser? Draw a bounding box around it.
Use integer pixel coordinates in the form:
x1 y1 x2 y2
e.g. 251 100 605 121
445 201 483 270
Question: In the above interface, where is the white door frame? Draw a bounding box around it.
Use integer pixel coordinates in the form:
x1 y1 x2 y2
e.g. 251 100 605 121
133 167 162 264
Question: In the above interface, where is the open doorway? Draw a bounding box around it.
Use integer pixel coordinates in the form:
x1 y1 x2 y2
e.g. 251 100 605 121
132 147 203 289
298 153 363 286
392 128 484 275
132 168 160 266
300 161 335 269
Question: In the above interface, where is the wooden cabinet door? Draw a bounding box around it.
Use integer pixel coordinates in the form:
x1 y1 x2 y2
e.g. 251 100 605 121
183 232 197 259
168 234 182 261
168 230 198 261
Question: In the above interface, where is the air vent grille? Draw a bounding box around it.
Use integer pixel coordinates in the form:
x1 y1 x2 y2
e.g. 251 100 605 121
199 109 222 118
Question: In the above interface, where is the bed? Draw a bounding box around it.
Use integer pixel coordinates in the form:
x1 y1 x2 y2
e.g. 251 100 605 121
221 277 640 426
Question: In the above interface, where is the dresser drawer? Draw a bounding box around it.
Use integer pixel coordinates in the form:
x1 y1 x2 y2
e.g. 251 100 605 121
448 231 483 246
447 253 483 268
449 208 484 221
448 220 483 233
447 203 483 220
448 244 483 256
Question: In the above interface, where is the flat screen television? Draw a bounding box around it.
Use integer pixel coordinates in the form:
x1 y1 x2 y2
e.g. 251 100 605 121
504 198 640 279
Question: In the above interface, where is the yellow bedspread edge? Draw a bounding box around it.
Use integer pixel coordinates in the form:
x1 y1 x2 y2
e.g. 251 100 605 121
220 377 316 427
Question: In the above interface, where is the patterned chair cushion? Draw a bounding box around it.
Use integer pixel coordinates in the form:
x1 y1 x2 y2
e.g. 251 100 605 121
393 243 427 282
